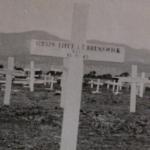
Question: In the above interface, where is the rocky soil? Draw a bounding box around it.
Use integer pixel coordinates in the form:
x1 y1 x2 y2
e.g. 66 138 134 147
0 86 150 150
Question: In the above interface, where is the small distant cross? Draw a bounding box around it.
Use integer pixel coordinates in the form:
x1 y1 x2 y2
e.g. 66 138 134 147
92 79 103 94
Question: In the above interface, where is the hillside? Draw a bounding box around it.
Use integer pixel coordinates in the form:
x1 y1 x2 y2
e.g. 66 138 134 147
0 30 150 75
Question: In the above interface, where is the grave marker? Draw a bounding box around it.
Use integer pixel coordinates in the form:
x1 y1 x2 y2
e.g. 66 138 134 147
130 65 137 112
88 79 94 88
92 79 103 94
118 65 139 112
105 79 122 94
30 3 125 150
106 80 111 89
117 66 138 112
60 4 88 150
114 81 122 95
4 57 14 105
139 72 145 98
112 80 116 92
49 76 57 90
44 73 47 86
112 80 122 94
119 66 150 112
30 61 35 92
0 57 24 105
44 74 52 86
60 58 69 108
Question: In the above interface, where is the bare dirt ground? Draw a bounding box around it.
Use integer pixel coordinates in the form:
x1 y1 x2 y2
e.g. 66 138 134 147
0 85 150 150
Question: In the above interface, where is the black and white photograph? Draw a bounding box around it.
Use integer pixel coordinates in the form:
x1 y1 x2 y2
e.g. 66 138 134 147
0 0 150 150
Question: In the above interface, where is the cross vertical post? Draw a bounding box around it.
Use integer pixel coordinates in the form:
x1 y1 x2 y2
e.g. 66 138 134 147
92 79 103 94
50 76 56 90
30 61 35 92
113 81 122 95
89 79 94 88
44 73 47 86
106 81 110 89
60 57 84 150
112 80 116 92
96 79 100 93
48 74 51 85
60 3 89 150
60 58 69 108
130 65 137 113
139 72 145 98
4 57 14 105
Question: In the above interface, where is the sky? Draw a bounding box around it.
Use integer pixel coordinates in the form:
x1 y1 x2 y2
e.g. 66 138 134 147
0 0 150 49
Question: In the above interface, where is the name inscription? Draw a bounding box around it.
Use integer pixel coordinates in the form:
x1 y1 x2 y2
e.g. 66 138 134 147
35 40 121 54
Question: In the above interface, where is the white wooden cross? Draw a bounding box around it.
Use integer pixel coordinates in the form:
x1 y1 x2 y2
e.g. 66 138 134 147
119 65 148 112
118 65 138 112
88 79 94 88
0 57 24 105
112 80 123 94
47 74 52 85
29 61 35 92
60 58 69 108
130 72 149 98
49 76 57 90
129 65 137 112
43 73 47 86
43 73 51 86
131 72 146 97
44 75 57 91
112 80 117 92
92 79 103 94
106 80 112 89
139 72 146 98
114 81 123 95
30 3 125 150
3 57 14 105
105 80 122 93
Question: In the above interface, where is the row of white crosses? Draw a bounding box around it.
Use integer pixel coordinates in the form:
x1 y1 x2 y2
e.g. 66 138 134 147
106 79 123 94
88 66 150 113
0 59 35 92
0 57 58 105
89 78 122 94
23 61 57 92
30 3 125 150
12 60 35 92
105 72 147 96
88 79 103 94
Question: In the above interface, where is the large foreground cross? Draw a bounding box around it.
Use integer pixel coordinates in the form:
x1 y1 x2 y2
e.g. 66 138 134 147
30 3 125 150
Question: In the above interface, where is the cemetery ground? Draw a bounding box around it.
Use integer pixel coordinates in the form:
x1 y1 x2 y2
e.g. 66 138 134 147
0 84 150 150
